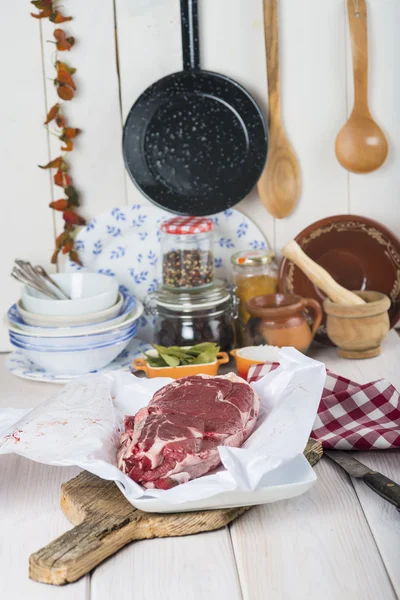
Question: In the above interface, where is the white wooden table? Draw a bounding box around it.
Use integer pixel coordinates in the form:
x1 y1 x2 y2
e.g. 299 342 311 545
1 332 399 600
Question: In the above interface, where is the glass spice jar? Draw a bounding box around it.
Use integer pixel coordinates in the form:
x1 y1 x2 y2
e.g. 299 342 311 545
160 216 214 290
231 250 279 323
145 280 237 352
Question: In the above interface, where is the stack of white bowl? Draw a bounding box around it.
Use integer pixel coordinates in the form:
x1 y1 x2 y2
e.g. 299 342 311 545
6 273 143 376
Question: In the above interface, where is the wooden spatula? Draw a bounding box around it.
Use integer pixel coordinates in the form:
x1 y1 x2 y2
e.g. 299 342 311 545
257 0 301 219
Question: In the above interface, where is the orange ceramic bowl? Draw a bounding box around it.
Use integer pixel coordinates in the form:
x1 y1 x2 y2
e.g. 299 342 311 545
230 348 265 380
133 352 229 379
230 346 280 380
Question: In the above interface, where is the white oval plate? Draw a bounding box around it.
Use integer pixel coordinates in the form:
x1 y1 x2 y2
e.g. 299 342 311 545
120 454 316 513
65 205 269 341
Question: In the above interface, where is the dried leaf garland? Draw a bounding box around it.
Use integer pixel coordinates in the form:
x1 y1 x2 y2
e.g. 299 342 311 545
63 209 86 226
60 128 81 152
54 169 71 188
54 61 76 101
53 28 75 51
38 156 63 169
31 1 84 265
56 66 76 90
60 137 73 152
62 239 74 254
55 113 65 128
65 185 79 206
49 199 69 211
56 83 74 101
31 0 72 23
56 61 76 75
44 102 60 124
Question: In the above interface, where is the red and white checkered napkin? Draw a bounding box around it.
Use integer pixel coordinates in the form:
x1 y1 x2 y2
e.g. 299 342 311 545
248 362 400 450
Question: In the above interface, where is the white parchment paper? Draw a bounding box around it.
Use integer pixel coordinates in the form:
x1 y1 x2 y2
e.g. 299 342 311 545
0 348 325 506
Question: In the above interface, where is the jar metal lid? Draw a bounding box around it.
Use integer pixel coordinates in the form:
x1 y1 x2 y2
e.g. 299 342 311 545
160 216 213 235
231 250 275 266
151 279 231 311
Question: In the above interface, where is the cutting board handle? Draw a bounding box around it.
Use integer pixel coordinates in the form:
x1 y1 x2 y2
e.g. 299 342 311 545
29 512 138 585
28 472 250 586
282 240 365 306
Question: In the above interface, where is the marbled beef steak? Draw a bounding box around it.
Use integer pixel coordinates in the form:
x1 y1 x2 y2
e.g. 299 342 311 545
117 373 260 490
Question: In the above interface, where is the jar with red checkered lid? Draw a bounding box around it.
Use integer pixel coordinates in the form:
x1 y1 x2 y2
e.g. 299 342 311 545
160 216 214 289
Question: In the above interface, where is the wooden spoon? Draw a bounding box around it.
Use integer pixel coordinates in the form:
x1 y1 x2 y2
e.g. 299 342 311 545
335 0 388 173
282 240 365 306
257 0 300 219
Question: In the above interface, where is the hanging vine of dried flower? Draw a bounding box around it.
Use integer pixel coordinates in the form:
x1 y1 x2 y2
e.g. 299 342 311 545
31 0 84 265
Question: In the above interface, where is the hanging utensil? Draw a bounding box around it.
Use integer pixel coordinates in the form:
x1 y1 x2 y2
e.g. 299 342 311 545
123 0 268 216
335 0 388 173
257 0 300 219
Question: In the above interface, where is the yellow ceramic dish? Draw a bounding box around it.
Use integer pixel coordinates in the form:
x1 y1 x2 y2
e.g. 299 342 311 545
133 352 229 379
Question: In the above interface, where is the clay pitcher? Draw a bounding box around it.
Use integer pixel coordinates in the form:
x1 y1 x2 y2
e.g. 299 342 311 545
245 293 322 353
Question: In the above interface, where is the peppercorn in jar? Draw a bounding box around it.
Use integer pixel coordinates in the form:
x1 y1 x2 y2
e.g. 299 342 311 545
160 216 214 289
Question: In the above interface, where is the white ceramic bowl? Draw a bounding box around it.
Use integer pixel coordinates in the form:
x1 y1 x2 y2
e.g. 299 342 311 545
21 273 119 317
18 293 123 327
8 297 142 337
10 337 133 376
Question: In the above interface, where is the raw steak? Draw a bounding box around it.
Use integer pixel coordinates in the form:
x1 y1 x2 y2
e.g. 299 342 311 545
117 373 260 490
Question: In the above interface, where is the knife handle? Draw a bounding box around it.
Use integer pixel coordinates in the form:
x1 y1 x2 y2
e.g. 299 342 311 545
362 471 400 511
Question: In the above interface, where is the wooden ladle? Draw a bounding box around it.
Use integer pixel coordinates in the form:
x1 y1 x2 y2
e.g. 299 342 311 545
335 0 388 173
257 0 300 219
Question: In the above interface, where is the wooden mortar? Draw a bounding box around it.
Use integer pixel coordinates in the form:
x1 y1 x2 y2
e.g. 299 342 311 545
282 240 391 357
324 291 390 359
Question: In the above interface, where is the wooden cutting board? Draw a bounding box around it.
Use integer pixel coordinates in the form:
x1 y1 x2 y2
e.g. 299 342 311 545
29 438 322 586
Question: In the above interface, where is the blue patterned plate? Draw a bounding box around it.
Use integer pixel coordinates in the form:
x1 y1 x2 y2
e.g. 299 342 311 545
6 338 152 384
65 205 269 341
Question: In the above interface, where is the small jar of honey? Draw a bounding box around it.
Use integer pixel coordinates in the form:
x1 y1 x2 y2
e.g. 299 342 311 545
231 250 278 323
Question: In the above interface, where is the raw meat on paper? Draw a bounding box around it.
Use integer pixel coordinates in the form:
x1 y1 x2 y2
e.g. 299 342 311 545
117 373 260 490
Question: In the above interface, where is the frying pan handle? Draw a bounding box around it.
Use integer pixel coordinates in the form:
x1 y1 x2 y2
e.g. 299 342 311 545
180 0 200 70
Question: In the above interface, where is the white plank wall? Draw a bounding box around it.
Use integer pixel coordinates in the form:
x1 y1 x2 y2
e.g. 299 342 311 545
1 0 399 350
40 0 127 227
0 8 56 351
273 0 350 246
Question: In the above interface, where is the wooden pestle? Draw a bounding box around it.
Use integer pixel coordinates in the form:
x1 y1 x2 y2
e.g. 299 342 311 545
282 240 365 306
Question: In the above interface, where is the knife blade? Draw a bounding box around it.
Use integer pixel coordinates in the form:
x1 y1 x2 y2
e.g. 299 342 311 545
325 451 400 511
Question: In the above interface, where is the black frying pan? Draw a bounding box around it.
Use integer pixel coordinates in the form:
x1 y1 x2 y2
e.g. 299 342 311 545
123 0 268 216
